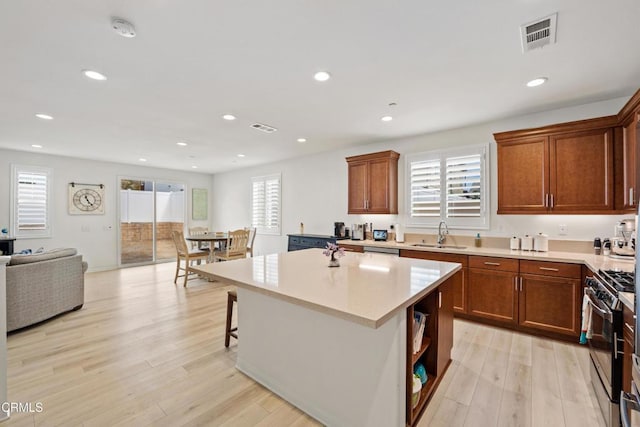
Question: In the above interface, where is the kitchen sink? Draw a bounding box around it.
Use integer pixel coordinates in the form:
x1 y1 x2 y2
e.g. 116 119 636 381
411 243 467 249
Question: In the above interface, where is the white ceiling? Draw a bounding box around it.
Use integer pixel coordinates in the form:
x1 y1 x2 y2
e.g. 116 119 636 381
1 1 639 174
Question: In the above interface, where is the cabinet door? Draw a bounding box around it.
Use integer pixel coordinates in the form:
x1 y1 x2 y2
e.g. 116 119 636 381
468 268 517 324
436 279 453 378
518 274 580 335
497 137 549 213
347 161 368 214
549 128 614 212
400 250 468 314
623 117 637 209
623 305 635 393
368 158 393 213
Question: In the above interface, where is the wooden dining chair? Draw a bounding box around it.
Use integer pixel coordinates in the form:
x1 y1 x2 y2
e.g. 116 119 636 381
214 229 249 262
171 230 210 287
188 226 210 250
245 227 257 257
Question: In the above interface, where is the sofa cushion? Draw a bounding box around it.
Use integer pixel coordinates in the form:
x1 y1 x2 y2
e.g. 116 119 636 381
9 248 78 266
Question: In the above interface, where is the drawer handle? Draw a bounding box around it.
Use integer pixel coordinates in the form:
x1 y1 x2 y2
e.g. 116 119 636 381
484 262 501 266
539 267 560 272
625 322 635 335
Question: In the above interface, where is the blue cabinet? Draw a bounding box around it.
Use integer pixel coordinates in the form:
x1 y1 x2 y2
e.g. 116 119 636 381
287 234 340 252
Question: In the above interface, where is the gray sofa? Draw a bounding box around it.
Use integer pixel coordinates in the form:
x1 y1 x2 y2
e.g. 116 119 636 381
6 248 87 332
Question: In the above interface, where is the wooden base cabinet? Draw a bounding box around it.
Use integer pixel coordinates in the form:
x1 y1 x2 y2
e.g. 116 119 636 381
466 257 581 339
400 249 468 314
623 303 635 394
406 277 454 426
468 257 519 324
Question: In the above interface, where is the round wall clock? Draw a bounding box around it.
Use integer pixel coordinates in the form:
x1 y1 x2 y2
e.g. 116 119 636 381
68 183 105 215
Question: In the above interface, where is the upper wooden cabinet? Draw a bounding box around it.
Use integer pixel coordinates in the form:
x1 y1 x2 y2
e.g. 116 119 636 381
346 150 399 214
495 117 616 214
618 89 640 210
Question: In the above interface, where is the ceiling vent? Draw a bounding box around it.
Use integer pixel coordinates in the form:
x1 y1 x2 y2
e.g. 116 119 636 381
520 13 557 52
250 123 278 133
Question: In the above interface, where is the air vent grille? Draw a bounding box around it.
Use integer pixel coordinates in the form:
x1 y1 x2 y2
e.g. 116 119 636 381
251 123 278 133
521 13 557 52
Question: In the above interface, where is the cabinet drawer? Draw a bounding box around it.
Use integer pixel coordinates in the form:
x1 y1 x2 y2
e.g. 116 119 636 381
469 256 519 272
519 260 581 278
400 249 468 267
340 244 364 253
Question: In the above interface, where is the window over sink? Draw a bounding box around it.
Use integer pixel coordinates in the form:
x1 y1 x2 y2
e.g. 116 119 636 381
406 144 489 229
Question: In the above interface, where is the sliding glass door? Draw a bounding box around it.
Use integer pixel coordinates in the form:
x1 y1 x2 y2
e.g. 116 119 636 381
119 178 185 266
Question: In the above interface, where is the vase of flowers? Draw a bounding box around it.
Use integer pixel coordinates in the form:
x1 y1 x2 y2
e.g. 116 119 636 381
323 242 345 267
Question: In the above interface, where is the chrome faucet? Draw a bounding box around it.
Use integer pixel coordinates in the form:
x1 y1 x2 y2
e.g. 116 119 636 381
437 221 449 246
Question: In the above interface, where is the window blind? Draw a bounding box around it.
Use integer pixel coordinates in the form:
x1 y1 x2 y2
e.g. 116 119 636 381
252 174 281 235
16 171 48 230
406 145 488 229
410 159 440 217
446 154 482 218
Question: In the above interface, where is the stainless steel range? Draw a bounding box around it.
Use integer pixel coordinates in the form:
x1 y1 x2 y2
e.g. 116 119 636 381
586 269 635 427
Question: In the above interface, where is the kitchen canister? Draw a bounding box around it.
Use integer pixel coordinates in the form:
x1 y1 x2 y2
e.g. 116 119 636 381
521 235 533 251
510 236 520 250
533 233 549 252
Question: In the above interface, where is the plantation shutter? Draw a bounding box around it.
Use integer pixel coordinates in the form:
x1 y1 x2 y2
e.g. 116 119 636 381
16 171 48 230
251 174 281 235
445 154 482 218
410 159 441 217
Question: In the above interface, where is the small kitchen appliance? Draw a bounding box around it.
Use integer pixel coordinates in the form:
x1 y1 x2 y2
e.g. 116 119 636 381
334 222 346 238
394 224 405 243
373 230 388 241
351 224 365 241
610 218 636 260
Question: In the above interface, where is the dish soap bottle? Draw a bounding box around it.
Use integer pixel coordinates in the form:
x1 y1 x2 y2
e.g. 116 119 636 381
474 233 482 247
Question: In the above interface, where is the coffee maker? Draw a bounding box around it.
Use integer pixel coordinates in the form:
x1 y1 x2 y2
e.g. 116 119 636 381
334 222 346 238
351 224 365 240
610 218 636 259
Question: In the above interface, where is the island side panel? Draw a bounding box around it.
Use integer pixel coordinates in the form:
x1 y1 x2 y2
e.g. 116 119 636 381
236 287 407 427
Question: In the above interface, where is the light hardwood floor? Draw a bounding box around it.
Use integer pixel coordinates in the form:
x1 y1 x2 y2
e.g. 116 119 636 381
4 263 605 426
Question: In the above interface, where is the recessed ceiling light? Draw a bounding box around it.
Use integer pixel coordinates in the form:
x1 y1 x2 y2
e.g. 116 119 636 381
35 113 53 120
381 116 393 122
82 70 107 81
223 114 236 121
526 77 548 87
237 154 245 158
139 158 147 162
31 144 42 148
297 138 307 143
191 165 198 169
176 142 188 146
314 71 331 82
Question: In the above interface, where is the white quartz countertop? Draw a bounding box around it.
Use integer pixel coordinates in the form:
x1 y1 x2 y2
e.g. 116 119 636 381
342 239 636 273
191 249 461 329
620 292 635 311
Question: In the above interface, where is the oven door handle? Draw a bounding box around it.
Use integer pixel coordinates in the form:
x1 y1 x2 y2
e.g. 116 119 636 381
621 390 640 427
585 288 613 322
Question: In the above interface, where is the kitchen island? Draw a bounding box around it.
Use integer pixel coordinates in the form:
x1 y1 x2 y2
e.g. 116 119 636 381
191 249 461 426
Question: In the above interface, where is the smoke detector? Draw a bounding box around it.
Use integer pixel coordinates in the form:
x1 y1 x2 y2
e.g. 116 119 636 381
111 17 136 38
250 123 278 133
520 13 557 52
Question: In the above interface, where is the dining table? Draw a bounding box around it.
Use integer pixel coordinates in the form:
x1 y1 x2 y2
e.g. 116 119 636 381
185 233 228 263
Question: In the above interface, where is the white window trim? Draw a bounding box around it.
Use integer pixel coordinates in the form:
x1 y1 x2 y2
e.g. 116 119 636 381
405 144 490 230
251 173 282 236
11 164 53 238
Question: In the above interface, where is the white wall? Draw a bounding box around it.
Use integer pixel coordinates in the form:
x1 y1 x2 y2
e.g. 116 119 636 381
0 149 213 271
212 95 634 256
